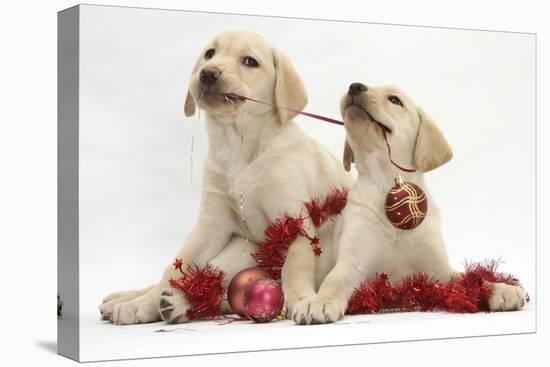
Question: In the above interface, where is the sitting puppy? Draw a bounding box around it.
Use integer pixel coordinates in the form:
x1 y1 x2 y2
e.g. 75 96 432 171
99 31 351 325
292 83 526 324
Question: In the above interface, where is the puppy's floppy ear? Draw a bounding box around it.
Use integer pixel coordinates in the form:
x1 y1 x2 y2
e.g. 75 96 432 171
184 89 196 117
414 109 453 172
343 138 354 172
184 54 203 117
273 49 308 124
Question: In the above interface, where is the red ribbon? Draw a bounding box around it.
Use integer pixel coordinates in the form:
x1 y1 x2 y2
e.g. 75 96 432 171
226 93 416 173
227 93 345 126
382 130 416 173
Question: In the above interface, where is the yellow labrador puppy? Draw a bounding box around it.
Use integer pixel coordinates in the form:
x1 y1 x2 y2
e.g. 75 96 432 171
291 83 526 324
100 31 351 325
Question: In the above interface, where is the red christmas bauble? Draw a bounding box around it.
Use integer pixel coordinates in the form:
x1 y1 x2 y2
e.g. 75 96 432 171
243 279 284 322
227 267 269 317
384 179 428 230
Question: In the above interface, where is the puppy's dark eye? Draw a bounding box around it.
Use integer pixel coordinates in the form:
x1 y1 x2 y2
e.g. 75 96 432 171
388 95 403 106
204 49 215 60
242 56 259 67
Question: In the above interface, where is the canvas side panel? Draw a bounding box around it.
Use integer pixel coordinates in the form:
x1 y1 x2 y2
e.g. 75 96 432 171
57 5 80 362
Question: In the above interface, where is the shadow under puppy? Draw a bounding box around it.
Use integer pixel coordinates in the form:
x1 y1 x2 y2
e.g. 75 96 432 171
291 82 526 325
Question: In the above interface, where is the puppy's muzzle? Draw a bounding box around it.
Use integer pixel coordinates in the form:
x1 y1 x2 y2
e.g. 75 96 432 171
200 67 221 85
348 82 367 96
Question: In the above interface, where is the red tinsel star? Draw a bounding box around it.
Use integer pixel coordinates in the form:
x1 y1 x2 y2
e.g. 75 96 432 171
310 237 322 256
173 258 183 272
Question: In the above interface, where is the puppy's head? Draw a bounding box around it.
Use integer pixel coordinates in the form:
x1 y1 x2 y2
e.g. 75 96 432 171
185 31 307 124
340 83 452 173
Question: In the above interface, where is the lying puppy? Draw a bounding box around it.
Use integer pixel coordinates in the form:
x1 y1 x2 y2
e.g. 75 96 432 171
291 82 526 324
100 30 351 325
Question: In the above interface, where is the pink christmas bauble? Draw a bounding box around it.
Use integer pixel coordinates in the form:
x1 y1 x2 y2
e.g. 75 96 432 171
227 267 269 317
243 279 284 322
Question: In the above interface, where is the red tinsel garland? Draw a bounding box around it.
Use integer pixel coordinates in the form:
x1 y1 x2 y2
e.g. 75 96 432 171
169 261 226 320
253 188 349 279
347 260 522 315
305 188 349 227
170 189 526 320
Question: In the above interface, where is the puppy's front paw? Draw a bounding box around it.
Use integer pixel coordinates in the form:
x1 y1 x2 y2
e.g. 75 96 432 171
285 295 310 324
291 295 345 325
308 295 345 324
488 283 526 311
290 297 312 325
158 289 192 324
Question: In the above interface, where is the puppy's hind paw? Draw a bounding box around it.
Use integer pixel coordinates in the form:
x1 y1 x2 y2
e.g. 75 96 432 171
99 287 153 322
159 289 192 324
111 295 161 325
488 283 527 311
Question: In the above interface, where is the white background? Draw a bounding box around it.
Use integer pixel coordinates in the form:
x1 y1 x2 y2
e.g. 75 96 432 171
79 0 535 333
76 4 536 360
0 0 547 366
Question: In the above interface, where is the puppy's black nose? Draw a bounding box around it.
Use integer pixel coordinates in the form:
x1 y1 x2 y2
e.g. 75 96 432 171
200 67 221 85
348 82 368 96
